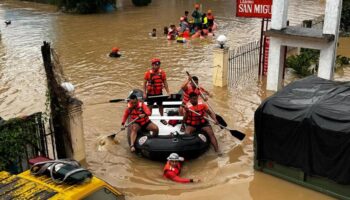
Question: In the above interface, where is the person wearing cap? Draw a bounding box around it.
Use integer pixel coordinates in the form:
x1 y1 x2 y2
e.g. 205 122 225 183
183 92 219 153
109 47 121 58
163 153 200 183
143 58 170 125
121 94 159 152
191 3 202 29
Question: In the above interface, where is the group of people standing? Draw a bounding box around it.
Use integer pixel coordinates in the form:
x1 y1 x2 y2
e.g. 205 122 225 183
120 57 219 183
165 3 216 41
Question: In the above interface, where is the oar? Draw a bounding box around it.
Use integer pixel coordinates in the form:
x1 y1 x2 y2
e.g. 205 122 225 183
187 108 245 141
146 95 169 99
109 98 127 103
185 71 228 128
98 117 140 146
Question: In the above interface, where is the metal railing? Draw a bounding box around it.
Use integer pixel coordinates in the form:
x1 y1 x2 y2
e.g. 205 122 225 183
0 112 55 173
228 40 260 86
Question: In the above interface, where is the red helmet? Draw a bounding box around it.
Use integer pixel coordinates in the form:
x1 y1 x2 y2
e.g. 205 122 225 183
112 47 119 52
151 58 160 64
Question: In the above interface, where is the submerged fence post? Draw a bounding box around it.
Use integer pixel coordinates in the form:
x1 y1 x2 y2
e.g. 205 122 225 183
212 47 229 87
41 41 86 163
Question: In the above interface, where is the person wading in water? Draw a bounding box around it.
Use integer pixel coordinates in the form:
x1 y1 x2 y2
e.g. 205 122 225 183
163 153 200 183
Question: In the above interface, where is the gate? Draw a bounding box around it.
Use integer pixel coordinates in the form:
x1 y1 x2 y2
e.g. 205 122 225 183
228 40 260 86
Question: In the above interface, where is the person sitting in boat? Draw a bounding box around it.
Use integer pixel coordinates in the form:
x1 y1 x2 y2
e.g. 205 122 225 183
181 76 212 105
143 58 170 125
109 47 121 58
179 76 212 130
163 153 200 183
183 92 219 153
121 94 159 152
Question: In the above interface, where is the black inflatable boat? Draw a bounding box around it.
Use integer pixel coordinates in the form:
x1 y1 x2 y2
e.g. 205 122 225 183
126 89 210 161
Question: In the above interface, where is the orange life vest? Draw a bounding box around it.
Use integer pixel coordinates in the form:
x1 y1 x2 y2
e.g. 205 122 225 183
185 102 208 126
127 102 150 126
146 69 164 95
163 161 181 175
183 84 201 104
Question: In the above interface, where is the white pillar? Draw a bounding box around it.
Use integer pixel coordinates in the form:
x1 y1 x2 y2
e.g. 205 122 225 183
212 47 228 87
318 43 335 80
271 0 289 30
318 0 342 80
267 38 285 91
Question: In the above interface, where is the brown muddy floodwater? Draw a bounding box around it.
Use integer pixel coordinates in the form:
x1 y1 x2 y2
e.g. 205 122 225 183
0 0 349 199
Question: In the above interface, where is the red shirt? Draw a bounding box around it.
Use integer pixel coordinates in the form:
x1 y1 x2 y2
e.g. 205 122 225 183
163 161 192 183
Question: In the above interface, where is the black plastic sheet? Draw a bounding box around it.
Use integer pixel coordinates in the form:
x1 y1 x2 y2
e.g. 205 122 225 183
255 76 350 184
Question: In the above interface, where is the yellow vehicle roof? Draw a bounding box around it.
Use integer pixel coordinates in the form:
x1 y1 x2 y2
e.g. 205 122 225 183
0 170 122 200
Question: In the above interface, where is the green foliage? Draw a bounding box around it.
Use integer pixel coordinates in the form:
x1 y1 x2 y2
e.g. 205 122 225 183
0 114 42 173
286 48 320 77
336 55 350 67
59 0 116 14
341 0 350 33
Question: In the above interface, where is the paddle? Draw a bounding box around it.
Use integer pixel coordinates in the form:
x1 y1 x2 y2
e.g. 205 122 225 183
109 98 127 103
146 95 169 99
186 108 245 141
185 71 228 128
98 117 140 146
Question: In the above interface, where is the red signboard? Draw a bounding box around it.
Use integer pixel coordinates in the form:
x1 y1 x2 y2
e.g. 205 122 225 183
236 0 272 19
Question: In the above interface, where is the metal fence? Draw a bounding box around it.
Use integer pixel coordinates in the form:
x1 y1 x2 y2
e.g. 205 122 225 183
0 112 55 173
228 40 260 86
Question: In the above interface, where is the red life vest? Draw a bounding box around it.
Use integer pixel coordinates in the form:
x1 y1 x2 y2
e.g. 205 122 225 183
163 161 181 176
183 84 201 104
127 102 150 126
185 102 207 126
146 69 164 95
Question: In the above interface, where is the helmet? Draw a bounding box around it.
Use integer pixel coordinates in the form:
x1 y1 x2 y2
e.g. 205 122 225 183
151 58 161 65
180 17 184 21
194 3 200 9
167 153 184 161
112 47 119 52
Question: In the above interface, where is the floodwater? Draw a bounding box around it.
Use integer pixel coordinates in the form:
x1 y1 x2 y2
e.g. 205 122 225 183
0 0 348 199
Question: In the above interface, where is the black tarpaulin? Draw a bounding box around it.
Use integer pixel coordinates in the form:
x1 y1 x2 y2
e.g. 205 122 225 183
255 76 350 184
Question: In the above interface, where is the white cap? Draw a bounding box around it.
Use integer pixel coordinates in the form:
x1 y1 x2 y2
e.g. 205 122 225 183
167 153 184 161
